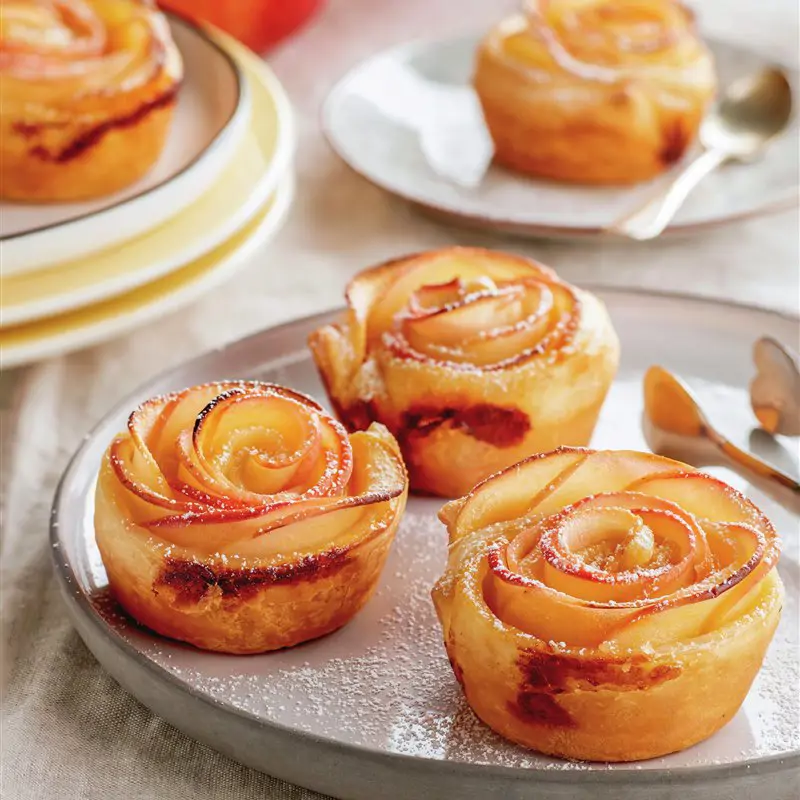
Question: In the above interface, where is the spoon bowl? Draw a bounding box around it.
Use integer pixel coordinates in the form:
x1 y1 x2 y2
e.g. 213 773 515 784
642 366 718 467
642 366 800 514
703 67 794 156
750 336 800 436
608 66 794 240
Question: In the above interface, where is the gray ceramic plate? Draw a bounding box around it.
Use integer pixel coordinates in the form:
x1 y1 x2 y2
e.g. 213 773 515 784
322 35 799 239
52 289 800 800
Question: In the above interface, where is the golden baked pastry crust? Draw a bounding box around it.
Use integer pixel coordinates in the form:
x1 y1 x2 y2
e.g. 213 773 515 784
0 0 182 202
94 382 408 654
309 247 619 498
433 447 783 761
474 0 716 184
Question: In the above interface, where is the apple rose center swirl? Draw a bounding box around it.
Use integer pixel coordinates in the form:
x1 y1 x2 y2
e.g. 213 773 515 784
386 274 579 369
485 482 776 650
0 1 107 65
0 0 170 91
108 382 367 553
526 0 697 72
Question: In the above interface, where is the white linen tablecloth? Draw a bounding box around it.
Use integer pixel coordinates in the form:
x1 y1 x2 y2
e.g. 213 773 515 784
1 1 797 798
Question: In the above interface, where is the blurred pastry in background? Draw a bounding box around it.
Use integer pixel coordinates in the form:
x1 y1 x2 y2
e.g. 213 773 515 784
0 0 182 202
473 0 716 184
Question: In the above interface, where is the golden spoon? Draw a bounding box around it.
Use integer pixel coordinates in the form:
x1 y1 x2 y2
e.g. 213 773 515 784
608 68 793 240
643 365 800 514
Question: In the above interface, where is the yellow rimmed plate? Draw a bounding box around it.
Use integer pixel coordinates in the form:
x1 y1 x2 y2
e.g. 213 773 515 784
0 174 294 370
0 30 294 328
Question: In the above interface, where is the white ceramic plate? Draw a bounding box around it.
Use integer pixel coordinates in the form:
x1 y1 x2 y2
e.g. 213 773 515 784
0 174 293 370
51 290 799 800
323 35 800 238
0 14 249 276
0 35 293 328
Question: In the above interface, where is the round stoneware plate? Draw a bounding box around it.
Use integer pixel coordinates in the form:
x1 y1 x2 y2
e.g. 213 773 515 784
323 35 800 239
0 14 249 276
52 290 799 800
0 174 293 370
0 34 293 328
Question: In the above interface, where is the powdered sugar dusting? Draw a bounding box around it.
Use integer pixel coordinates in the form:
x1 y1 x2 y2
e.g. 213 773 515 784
85 486 799 771
70 312 800 774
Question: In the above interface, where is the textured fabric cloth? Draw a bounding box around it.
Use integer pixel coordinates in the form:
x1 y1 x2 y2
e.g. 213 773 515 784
1 1 797 798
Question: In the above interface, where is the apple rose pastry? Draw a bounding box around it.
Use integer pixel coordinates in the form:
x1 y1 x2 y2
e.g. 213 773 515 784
433 447 783 762
309 248 619 498
94 382 408 654
474 0 716 184
0 0 182 201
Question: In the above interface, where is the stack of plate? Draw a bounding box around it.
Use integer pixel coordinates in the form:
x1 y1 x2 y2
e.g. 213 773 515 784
0 16 294 370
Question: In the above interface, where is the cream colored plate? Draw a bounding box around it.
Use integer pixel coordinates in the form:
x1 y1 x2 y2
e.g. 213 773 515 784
0 15 250 276
0 174 293 370
0 34 293 328
323 35 799 238
52 292 798 799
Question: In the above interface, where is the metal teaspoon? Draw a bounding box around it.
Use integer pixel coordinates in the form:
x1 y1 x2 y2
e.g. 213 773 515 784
751 336 800 436
642 365 800 515
608 67 793 240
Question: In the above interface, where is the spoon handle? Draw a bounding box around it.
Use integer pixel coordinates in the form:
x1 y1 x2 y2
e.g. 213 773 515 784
709 428 800 515
606 148 728 241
